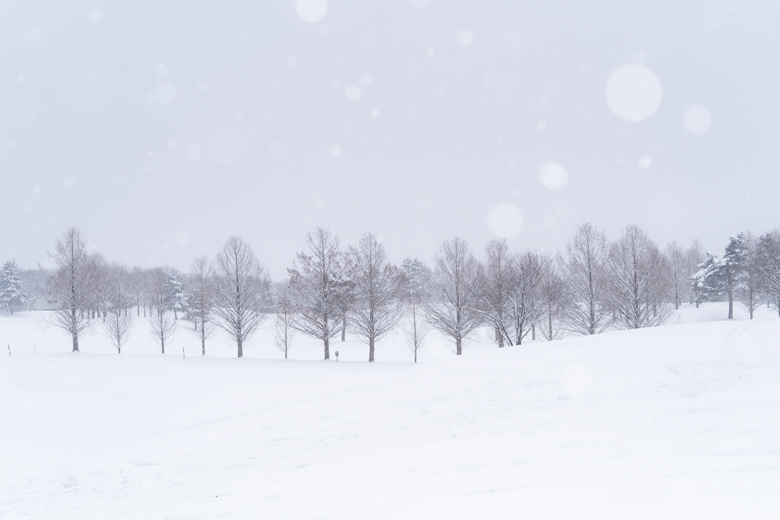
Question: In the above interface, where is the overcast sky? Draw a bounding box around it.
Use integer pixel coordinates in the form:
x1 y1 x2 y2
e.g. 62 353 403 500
2 0 779 278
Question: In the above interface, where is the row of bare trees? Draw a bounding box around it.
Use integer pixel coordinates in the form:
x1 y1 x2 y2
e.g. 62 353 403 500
46 229 274 357
42 223 777 361
281 223 701 360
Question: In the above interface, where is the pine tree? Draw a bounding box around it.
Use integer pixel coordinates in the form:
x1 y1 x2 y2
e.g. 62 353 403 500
401 258 430 297
0 260 28 314
693 235 748 319
692 253 724 305
167 273 188 320
721 234 747 319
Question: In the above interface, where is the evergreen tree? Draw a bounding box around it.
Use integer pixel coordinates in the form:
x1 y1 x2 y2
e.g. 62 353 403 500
694 235 748 319
691 253 722 305
401 257 430 298
721 234 747 319
0 260 27 314
167 272 188 320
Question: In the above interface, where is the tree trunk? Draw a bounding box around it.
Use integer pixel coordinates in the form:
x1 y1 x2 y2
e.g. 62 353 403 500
414 349 417 363
341 315 347 341
237 337 243 358
496 326 504 348
532 323 536 341
72 333 79 352
456 337 462 356
161 337 165 354
323 337 330 360
728 290 733 319
369 336 375 362
201 336 206 356
549 314 553 341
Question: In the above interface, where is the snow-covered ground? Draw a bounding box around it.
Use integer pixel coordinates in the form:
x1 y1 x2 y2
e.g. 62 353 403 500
1 303 779 519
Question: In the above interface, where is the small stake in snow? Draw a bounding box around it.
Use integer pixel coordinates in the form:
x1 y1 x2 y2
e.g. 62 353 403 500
182 347 185 360
335 351 339 362
7 345 10 357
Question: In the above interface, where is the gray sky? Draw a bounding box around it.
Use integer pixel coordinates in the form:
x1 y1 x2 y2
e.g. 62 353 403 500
2 1 779 278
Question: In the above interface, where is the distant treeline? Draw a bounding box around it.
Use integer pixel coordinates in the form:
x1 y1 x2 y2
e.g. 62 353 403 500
3 224 779 362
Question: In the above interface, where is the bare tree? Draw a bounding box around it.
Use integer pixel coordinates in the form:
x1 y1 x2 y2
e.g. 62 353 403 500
274 288 297 359
130 266 147 316
103 264 133 353
46 228 94 352
604 225 673 329
685 239 705 307
89 253 110 321
559 223 610 335
288 228 350 360
424 237 481 355
337 276 354 342
758 230 780 316
212 236 272 358
538 257 568 341
476 239 513 348
401 258 430 363
665 241 687 310
348 233 404 362
505 250 549 345
188 256 215 355
148 267 176 353
737 232 762 319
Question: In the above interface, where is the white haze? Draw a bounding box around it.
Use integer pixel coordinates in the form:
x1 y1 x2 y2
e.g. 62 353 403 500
1 1 779 277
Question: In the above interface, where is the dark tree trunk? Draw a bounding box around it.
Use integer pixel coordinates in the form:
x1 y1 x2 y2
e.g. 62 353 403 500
548 314 553 341
456 337 462 355
201 336 206 356
237 337 243 358
341 316 346 341
496 326 504 348
727 270 734 319
369 336 375 362
161 337 165 354
72 333 79 352
414 349 417 363
532 323 536 341
728 290 733 319
324 337 330 360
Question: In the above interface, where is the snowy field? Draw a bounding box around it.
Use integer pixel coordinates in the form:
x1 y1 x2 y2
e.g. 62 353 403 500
1 304 779 519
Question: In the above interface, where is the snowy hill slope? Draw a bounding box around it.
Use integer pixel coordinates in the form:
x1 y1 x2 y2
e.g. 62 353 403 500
1 304 779 519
